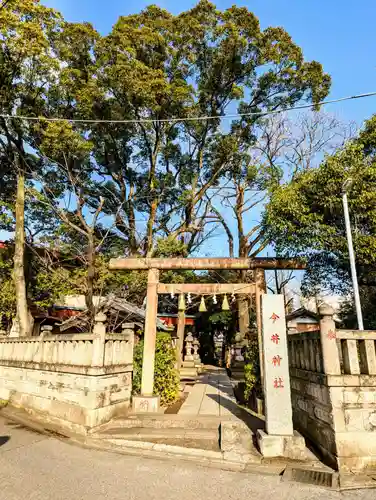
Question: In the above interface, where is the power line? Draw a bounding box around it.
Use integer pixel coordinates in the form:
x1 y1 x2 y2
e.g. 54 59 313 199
0 0 12 10
1 91 376 125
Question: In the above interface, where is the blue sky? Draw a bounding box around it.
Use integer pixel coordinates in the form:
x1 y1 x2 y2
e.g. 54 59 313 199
44 0 376 125
35 0 376 288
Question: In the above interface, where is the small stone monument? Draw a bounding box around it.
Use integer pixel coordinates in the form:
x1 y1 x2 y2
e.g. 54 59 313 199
192 337 203 372
180 332 198 378
184 332 194 362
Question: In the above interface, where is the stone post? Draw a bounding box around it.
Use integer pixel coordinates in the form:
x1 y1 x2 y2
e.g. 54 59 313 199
92 312 106 367
176 301 185 369
257 294 307 460
122 323 135 365
41 324 53 337
319 304 341 375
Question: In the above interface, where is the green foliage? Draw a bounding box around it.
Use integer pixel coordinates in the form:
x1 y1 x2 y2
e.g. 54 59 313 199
153 236 187 258
243 337 261 399
264 115 376 318
132 333 180 406
32 267 84 309
209 311 233 325
244 364 257 401
0 248 16 326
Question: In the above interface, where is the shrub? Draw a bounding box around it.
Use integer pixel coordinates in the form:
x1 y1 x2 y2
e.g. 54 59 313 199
132 332 180 406
243 337 262 400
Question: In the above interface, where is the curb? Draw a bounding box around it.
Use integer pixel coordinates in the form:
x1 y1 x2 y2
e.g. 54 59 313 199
0 405 277 475
0 405 344 488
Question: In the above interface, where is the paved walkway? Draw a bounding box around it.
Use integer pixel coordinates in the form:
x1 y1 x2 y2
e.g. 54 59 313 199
0 415 373 500
179 366 243 418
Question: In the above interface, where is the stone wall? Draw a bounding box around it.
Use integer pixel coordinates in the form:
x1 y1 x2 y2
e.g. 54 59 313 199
329 374 376 472
0 315 134 434
289 367 336 467
288 306 376 473
0 365 132 432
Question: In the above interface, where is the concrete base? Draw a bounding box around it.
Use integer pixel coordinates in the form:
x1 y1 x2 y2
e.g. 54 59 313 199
0 365 132 434
221 421 261 463
180 365 198 380
257 429 308 460
182 360 195 368
132 395 160 413
194 362 204 374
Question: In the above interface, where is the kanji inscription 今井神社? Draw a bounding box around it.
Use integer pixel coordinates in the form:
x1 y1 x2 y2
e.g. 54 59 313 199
261 294 293 435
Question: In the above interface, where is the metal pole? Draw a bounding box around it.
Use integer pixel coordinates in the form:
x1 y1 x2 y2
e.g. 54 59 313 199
342 190 364 330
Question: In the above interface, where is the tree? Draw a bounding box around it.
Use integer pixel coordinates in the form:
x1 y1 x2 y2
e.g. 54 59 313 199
85 2 331 258
0 1 333 336
91 5 191 256
27 17 110 318
264 115 376 327
205 112 347 333
0 0 61 335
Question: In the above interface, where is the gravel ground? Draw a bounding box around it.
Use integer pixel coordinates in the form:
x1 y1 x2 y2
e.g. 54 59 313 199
0 416 375 500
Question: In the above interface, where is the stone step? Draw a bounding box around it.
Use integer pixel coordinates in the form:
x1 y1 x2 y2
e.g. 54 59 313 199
181 360 196 368
93 426 220 452
179 367 198 380
93 414 222 434
92 421 262 464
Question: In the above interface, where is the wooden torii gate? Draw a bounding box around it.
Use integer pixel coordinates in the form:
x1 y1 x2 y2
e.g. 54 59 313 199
109 257 305 411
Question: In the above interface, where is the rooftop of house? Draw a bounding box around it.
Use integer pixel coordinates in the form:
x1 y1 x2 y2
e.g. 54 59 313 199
286 306 341 324
286 307 319 322
54 295 172 332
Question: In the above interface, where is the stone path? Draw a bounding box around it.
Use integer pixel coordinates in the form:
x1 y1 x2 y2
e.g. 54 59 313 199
179 366 243 418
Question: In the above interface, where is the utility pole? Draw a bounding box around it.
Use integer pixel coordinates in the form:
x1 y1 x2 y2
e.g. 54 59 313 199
342 178 364 330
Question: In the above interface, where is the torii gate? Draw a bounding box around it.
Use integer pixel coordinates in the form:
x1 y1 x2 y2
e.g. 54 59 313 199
109 257 305 411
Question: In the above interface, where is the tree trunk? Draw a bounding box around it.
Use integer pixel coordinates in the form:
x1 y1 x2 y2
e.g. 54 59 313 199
14 169 29 336
86 233 95 317
146 199 157 257
237 244 251 340
237 269 250 340
128 201 138 255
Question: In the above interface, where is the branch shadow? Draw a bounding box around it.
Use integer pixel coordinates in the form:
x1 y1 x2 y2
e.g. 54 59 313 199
199 366 265 436
206 393 265 435
0 436 10 447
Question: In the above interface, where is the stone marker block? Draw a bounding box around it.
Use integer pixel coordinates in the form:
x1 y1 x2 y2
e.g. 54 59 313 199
257 429 307 460
220 421 254 453
132 395 160 413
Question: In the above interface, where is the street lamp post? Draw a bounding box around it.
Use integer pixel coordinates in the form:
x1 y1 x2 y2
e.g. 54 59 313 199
342 178 364 330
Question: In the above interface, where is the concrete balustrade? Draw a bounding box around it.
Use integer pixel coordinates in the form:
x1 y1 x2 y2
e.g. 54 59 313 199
288 332 322 373
0 328 134 375
0 315 135 433
336 330 376 375
289 307 376 473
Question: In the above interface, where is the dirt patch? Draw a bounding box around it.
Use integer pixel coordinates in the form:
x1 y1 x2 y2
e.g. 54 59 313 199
164 392 188 414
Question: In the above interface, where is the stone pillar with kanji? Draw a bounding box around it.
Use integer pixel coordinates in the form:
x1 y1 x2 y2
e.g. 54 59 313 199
257 294 308 460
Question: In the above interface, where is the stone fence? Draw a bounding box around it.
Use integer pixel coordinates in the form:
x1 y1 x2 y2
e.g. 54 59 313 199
0 313 135 433
0 331 134 374
288 305 376 473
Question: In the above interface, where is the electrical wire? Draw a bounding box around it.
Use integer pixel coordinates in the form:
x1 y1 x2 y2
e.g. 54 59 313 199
0 0 12 10
1 91 375 125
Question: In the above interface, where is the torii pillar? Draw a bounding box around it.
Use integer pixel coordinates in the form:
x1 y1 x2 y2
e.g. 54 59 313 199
141 268 159 397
